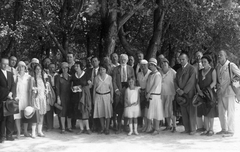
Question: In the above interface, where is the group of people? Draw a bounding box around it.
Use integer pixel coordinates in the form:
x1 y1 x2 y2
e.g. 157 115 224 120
0 49 239 144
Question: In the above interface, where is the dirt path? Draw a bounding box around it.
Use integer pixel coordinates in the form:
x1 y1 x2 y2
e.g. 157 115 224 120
1 105 240 152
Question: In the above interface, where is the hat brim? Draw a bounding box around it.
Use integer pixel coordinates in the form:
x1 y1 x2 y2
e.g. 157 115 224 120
24 109 36 119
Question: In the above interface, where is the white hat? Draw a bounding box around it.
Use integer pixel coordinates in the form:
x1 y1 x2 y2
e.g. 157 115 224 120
148 58 157 66
17 61 26 67
140 59 148 64
24 106 35 119
31 58 39 64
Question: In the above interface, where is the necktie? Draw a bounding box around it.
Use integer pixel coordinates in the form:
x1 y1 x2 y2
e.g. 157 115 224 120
123 66 127 82
11 67 13 73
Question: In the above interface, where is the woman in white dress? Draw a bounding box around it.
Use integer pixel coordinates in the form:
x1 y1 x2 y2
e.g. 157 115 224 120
30 64 48 138
14 61 31 138
160 58 177 133
146 58 164 135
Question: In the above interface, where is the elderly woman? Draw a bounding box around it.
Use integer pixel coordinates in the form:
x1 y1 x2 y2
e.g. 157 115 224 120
136 59 152 132
196 55 217 136
146 58 164 135
160 58 177 133
55 62 72 134
14 61 31 138
70 61 92 135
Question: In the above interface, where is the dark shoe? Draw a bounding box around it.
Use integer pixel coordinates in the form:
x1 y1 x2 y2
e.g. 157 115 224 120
0 138 5 143
147 129 155 134
189 131 196 135
181 131 189 134
38 133 45 137
171 127 176 133
77 130 84 135
207 130 214 136
200 131 209 136
105 130 110 135
152 130 159 135
216 130 226 135
6 136 15 141
196 128 206 132
60 130 65 134
162 127 171 131
86 129 92 135
98 129 105 134
222 131 234 137
66 128 73 132
24 133 31 137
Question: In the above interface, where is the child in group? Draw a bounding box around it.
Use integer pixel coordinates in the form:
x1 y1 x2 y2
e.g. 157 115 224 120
124 76 141 136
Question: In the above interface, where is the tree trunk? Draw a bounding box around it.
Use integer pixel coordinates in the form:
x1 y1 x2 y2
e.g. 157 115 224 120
145 0 165 60
119 27 135 55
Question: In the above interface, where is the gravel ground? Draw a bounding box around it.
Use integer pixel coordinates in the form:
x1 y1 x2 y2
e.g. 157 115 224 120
1 104 240 152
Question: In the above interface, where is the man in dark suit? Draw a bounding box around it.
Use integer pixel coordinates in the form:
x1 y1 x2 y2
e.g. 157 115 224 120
0 58 15 143
175 52 197 135
112 54 135 133
85 56 100 132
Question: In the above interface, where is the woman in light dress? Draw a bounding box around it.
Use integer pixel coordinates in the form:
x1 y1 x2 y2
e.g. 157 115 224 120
93 64 113 135
160 58 177 133
124 77 141 136
146 58 164 135
30 64 48 138
14 61 31 138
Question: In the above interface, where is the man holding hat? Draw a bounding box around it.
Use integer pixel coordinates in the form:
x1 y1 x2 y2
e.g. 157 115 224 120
146 58 164 135
0 57 15 143
175 52 197 135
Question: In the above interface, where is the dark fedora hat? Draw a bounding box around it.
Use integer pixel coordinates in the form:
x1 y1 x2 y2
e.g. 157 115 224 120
193 94 205 107
176 94 188 106
5 99 19 113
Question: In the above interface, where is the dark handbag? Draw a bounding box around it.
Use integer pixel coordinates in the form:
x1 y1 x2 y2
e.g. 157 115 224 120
54 103 62 115
228 62 240 103
3 99 19 116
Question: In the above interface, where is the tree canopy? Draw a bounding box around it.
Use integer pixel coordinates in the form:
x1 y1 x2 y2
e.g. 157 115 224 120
0 0 240 64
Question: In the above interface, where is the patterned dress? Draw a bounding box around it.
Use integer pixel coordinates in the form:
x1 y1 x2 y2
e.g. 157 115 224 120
93 74 113 118
31 77 47 115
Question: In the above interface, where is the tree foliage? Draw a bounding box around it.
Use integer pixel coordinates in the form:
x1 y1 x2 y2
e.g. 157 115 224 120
1 0 240 63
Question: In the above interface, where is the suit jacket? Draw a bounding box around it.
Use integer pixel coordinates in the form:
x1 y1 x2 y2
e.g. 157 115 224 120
175 63 196 99
0 70 15 120
112 65 135 91
216 60 240 97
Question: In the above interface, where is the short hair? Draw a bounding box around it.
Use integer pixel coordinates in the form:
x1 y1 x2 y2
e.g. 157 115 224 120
201 55 212 63
91 56 99 62
180 51 189 59
74 61 84 70
136 51 144 56
99 63 108 71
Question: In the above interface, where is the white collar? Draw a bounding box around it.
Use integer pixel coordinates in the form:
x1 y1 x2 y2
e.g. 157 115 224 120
75 71 85 78
183 63 188 68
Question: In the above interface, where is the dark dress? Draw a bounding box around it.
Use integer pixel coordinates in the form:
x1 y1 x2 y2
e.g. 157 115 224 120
55 74 71 117
197 68 216 118
69 72 89 120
